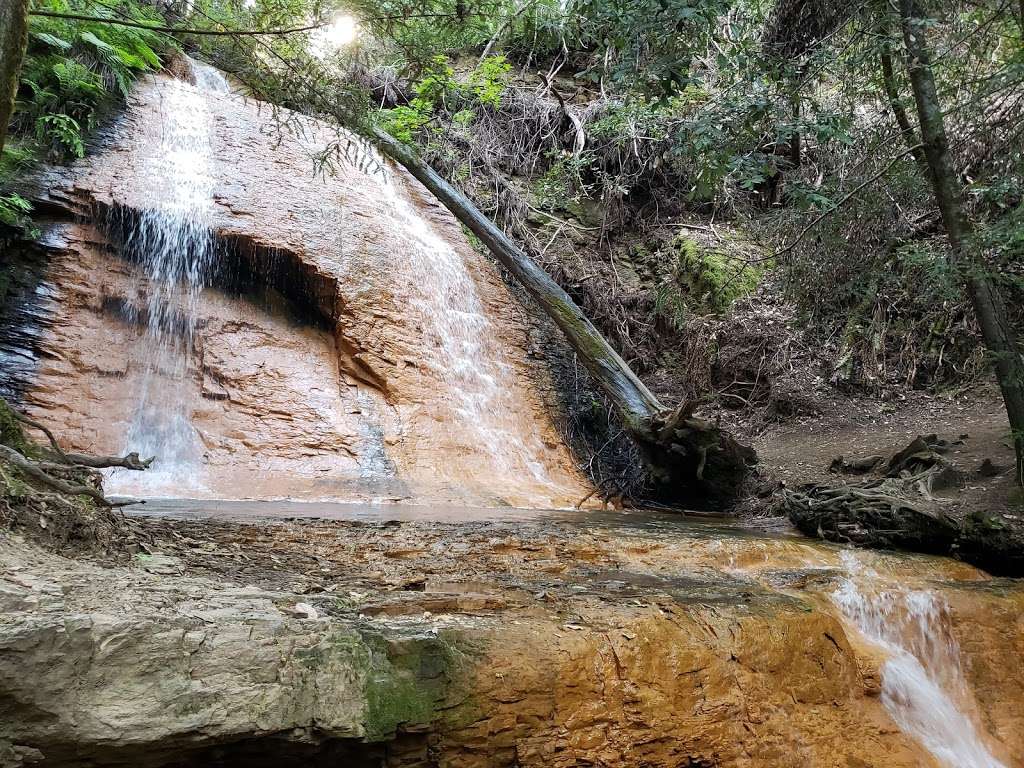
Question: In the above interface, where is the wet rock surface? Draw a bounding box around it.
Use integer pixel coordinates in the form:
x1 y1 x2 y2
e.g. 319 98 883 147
3 510 1023 767
11 74 589 507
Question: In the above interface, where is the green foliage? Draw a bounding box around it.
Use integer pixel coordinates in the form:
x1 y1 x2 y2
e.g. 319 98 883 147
377 101 433 143
573 0 729 97
35 113 85 158
0 0 171 237
532 153 596 213
0 194 34 231
376 54 512 143
0 400 30 456
8 0 169 164
0 143 36 185
467 55 510 107
412 55 459 105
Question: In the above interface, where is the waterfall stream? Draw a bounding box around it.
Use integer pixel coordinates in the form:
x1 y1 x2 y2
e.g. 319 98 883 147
371 162 553 488
106 62 228 496
831 551 1007 768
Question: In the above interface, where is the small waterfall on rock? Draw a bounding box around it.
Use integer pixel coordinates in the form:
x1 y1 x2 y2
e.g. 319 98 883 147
371 160 553 488
106 62 228 496
832 551 1007 768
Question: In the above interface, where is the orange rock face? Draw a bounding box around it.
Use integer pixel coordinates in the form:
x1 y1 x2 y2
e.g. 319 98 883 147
21 74 591 506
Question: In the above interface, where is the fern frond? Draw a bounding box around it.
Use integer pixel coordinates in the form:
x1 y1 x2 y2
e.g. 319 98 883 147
31 31 73 51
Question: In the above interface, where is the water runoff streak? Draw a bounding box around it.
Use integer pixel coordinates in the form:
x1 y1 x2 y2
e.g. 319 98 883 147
107 62 229 496
832 551 1007 768
370 157 554 489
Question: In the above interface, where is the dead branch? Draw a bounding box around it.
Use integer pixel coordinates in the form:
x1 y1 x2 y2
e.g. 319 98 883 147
61 451 154 470
0 444 111 506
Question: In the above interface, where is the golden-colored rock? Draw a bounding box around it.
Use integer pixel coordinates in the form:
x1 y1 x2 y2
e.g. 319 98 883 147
23 75 591 507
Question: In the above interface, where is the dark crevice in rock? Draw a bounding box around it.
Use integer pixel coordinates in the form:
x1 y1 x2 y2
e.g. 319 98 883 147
97 203 333 334
94 200 393 400
0 241 56 406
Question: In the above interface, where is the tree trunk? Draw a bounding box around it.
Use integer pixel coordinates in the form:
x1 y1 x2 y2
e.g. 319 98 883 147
900 0 1024 485
0 0 29 154
879 46 927 171
789 92 801 168
371 128 756 504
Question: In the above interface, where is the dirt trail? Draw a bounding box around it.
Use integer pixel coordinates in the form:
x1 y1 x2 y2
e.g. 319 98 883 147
754 389 1022 513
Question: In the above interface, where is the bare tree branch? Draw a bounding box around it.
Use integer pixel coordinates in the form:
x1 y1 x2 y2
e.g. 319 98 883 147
0 444 111 506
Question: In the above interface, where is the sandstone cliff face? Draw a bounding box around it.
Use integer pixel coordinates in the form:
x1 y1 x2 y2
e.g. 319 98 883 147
12 72 589 506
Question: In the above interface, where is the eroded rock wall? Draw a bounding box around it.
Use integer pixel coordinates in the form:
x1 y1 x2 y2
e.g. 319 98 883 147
8 518 1024 768
0 537 943 768
13 73 590 506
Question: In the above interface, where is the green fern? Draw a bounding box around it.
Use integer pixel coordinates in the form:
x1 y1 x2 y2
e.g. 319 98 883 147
31 31 72 51
7 0 173 164
0 193 35 234
35 114 85 158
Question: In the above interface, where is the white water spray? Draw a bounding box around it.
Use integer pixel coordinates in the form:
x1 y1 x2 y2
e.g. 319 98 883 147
832 551 1006 768
107 63 227 495
369 159 553 488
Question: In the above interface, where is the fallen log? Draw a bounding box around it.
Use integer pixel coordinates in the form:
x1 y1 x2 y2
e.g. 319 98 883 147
372 129 756 504
781 436 1024 576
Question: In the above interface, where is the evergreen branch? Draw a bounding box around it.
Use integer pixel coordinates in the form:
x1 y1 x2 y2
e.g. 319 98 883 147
28 10 328 36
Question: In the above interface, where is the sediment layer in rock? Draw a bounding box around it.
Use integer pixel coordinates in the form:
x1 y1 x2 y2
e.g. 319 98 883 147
2 514 1022 767
11 74 589 507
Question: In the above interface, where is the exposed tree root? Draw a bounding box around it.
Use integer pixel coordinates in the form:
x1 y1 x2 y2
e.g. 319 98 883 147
0 399 152 553
779 433 1024 575
0 444 112 505
637 400 758 505
779 471 961 554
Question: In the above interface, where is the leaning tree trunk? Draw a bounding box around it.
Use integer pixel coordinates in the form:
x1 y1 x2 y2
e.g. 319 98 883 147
371 128 755 504
900 0 1024 485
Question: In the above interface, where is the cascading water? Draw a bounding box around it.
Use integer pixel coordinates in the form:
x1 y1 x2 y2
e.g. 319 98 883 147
831 551 1007 768
369 157 554 489
106 62 228 496
102 64 564 501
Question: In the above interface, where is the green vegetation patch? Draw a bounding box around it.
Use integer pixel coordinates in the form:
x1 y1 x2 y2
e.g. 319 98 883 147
656 234 763 322
362 628 480 741
376 55 511 144
1 0 171 236
295 625 481 742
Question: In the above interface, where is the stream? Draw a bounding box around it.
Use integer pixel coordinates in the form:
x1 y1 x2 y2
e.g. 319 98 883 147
2 58 1019 767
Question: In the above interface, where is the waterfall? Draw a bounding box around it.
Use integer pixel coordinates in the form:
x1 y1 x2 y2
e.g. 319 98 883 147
106 62 226 496
832 551 1007 768
92 63 578 503
370 160 553 489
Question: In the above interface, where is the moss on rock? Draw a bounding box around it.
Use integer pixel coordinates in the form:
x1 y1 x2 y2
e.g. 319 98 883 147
670 235 762 314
